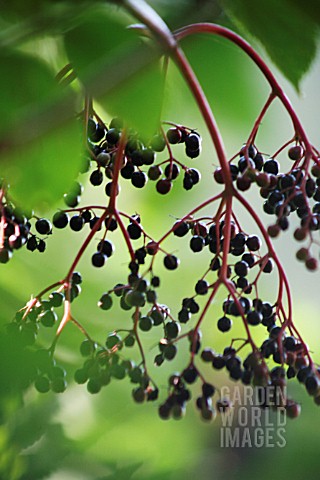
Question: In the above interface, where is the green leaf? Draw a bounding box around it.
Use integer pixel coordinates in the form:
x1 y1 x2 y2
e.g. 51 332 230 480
20 424 72 480
220 0 319 89
64 6 164 139
95 461 143 480
0 0 102 20
0 49 81 210
288 0 320 24
9 400 58 451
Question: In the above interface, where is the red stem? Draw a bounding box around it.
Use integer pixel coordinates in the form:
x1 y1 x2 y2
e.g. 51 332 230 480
171 46 232 188
65 132 128 282
174 23 315 161
114 211 135 261
248 93 276 146
234 190 293 322
158 193 223 245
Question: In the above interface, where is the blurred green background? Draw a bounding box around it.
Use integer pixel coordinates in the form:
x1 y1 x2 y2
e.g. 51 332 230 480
0 1 320 479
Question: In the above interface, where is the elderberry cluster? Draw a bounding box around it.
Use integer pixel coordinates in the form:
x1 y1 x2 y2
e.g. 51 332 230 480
171 214 273 309
11 174 318 422
0 185 53 264
5 107 320 426
215 142 320 270
12 271 81 345
86 117 201 195
74 338 158 401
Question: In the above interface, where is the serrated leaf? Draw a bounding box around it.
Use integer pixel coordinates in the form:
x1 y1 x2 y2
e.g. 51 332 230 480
64 6 164 139
0 49 81 210
220 0 318 90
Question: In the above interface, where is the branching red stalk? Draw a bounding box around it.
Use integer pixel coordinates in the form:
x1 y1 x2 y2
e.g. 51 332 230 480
65 130 128 283
174 24 317 163
10 1 319 417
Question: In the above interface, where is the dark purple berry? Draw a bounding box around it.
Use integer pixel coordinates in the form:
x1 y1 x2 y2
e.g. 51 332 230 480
217 316 232 332
35 218 52 235
164 254 179 270
91 252 106 268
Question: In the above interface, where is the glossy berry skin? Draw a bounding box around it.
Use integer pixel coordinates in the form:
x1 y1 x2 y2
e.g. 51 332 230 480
195 279 208 295
166 127 182 144
163 255 179 270
212 355 226 370
34 376 50 393
246 310 262 326
238 156 255 173
173 221 189 237
261 258 274 273
124 290 145 308
242 253 255 268
164 163 180 180
286 400 301 419
53 211 69 229
178 308 191 323
165 321 181 339
182 366 198 384
89 217 102 231
263 158 279 175
186 147 200 159
156 179 172 194
246 235 261 251
234 260 249 277
49 292 64 307
64 192 80 207
97 240 114 257
141 148 155 166
81 210 92 223
217 316 232 332
90 169 104 186
104 217 118 231
90 122 105 143
91 252 106 268
96 151 111 167
185 132 201 151
121 163 135 179
202 382 215 398
26 236 37 251
183 173 194 190
148 165 162 181
185 133 201 158
163 344 177 360
106 128 120 144
127 223 141 240
80 339 95 357
131 171 147 188
105 182 120 197
35 218 52 235
139 316 153 332
70 215 84 232
72 271 82 284
189 169 200 184
98 293 113 310
288 145 303 161
190 235 205 252
40 310 57 327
